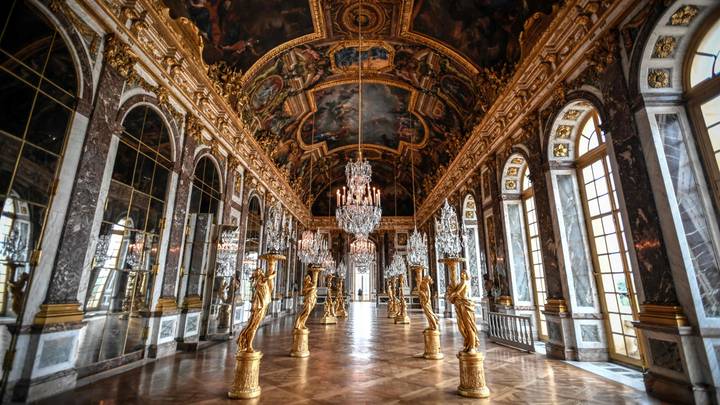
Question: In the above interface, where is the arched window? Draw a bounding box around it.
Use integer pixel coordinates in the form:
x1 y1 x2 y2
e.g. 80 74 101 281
79 105 173 366
0 1 78 319
462 195 482 299
687 15 720 204
180 156 222 306
501 154 547 340
520 168 548 341
575 109 641 365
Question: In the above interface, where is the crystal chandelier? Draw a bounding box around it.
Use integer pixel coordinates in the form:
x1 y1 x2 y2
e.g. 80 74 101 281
386 252 406 280
335 0 382 238
297 229 328 265
350 236 375 268
435 199 462 258
265 202 290 254
336 260 346 278
407 228 428 267
216 226 240 277
323 253 336 274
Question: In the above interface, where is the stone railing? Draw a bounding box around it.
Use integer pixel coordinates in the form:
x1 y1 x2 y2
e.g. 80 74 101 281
486 312 535 353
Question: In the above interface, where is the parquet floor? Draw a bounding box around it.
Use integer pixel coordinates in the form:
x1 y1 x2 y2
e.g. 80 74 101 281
41 303 662 404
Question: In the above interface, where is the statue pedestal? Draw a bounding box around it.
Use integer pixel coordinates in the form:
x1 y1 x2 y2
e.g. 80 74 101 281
457 351 490 398
394 313 410 324
290 328 310 358
423 329 444 360
387 309 397 319
336 303 347 318
319 303 337 325
228 351 263 399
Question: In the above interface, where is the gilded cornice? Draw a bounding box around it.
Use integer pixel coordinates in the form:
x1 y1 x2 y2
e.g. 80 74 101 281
311 216 416 232
76 0 312 225
416 0 638 225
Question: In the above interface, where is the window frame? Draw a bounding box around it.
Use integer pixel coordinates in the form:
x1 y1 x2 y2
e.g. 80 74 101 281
684 8 720 212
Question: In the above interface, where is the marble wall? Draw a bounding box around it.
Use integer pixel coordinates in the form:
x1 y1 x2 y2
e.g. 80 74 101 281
506 203 531 303
657 113 720 317
556 174 594 308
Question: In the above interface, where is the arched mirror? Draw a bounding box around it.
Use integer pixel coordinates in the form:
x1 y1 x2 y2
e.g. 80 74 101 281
79 105 173 368
0 0 78 325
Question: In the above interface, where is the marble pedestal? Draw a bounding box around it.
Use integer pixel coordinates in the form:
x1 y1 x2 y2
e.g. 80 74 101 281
422 329 444 360
228 351 263 399
290 328 309 358
457 351 490 398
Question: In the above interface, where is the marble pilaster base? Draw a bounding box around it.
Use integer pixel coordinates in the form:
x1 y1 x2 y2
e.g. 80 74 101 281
543 311 608 362
636 321 714 405
176 308 201 350
12 368 78 403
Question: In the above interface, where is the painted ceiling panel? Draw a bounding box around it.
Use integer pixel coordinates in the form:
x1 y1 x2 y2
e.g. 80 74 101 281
163 0 559 212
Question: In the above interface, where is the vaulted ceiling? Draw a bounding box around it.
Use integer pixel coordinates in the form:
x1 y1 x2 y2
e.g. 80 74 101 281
164 0 558 216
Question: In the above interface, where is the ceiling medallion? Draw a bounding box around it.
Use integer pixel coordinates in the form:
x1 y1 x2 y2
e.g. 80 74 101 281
340 2 386 34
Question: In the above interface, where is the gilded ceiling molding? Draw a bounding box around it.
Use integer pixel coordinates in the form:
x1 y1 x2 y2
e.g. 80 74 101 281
397 0 478 76
78 0 312 224
238 0 327 85
417 0 635 225
311 216 415 232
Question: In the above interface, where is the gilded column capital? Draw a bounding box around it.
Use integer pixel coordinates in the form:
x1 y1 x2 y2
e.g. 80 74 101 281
103 34 136 78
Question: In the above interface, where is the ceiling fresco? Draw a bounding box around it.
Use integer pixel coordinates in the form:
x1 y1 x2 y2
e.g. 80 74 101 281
165 0 315 72
163 0 559 213
300 82 426 152
410 0 557 68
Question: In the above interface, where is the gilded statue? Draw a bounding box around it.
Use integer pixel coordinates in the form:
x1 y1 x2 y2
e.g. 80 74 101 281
418 275 439 331
323 274 335 317
447 270 480 352
386 278 397 316
335 276 347 317
237 267 277 352
294 271 318 330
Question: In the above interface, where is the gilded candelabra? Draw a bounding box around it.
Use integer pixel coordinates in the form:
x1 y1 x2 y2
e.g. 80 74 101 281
335 276 348 318
290 265 323 357
319 273 337 324
436 200 489 398
412 265 443 360
386 277 397 318
394 273 410 324
443 258 489 398
228 253 283 399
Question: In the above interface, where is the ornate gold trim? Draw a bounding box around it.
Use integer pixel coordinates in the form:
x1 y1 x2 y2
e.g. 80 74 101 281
155 297 178 313
496 296 513 307
638 304 688 327
33 303 84 326
544 298 568 314
397 0 479 76
183 295 203 310
239 0 327 85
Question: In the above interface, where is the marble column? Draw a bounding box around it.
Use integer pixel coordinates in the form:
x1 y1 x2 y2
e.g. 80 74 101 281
42 64 124 310
159 124 196 302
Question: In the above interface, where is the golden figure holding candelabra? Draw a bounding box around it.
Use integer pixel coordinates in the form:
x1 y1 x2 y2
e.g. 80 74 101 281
394 273 410 324
335 275 348 318
290 265 323 357
228 253 283 399
386 277 397 318
447 270 480 352
413 264 444 360
319 273 337 324
436 199 489 398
